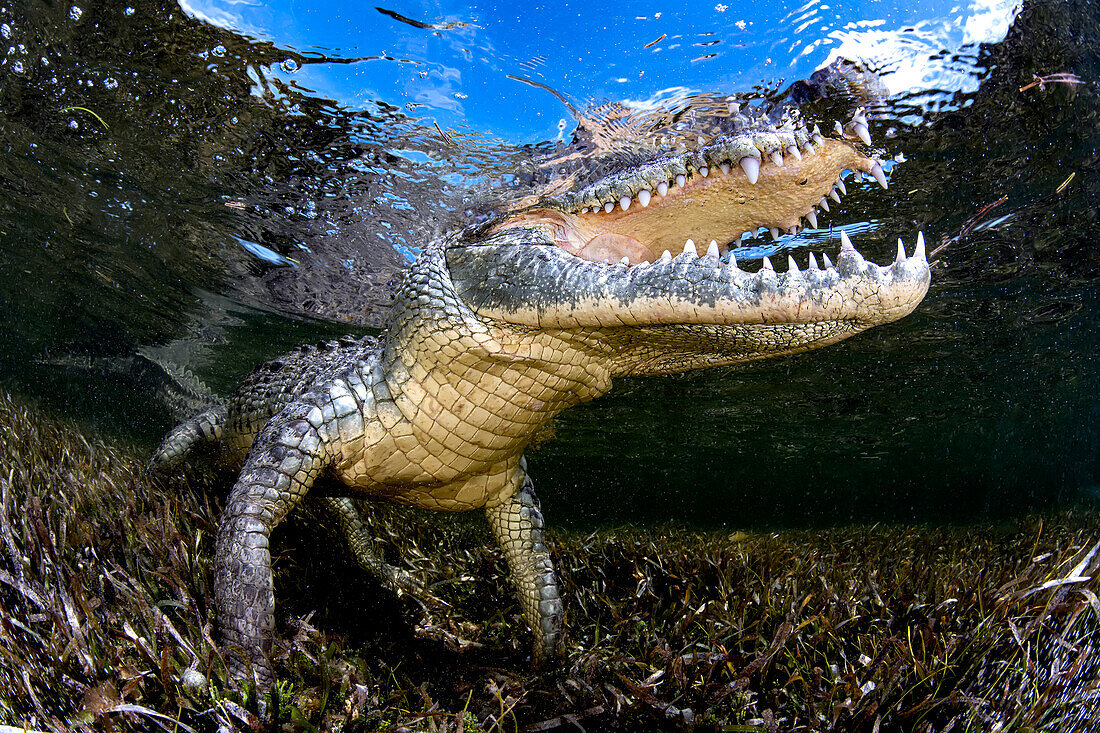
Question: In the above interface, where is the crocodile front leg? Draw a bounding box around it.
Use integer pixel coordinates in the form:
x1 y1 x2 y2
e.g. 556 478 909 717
312 496 424 596
485 472 563 664
214 398 334 689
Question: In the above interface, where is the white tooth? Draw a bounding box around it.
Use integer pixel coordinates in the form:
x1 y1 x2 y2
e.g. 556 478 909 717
699 166 709 177
822 252 833 269
805 210 818 228
657 181 668 197
638 189 651 207
896 239 906 262
720 161 731 175
804 140 815 154
871 161 888 189
675 174 686 187
620 196 631 211
786 145 802 161
661 249 672 262
707 240 719 258
852 171 863 183
580 207 589 214
840 229 854 251
809 252 819 269
819 198 830 213
728 252 739 269
788 256 800 275
835 177 847 195
914 231 926 261
769 227 779 240
853 122 871 145
833 121 844 136
762 256 774 270
829 188 841 203
683 239 697 256
620 256 630 265
740 156 760 184
770 151 783 166
604 202 615 213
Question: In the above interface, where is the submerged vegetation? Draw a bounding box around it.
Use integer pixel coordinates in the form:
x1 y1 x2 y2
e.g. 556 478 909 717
0 391 1097 731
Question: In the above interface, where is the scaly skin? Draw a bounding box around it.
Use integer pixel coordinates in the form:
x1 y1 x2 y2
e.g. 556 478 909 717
151 117 931 690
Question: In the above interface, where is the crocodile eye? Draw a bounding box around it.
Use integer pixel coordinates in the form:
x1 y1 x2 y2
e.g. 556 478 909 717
798 178 809 185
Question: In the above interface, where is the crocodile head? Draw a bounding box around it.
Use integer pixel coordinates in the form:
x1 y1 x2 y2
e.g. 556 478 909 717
437 121 931 377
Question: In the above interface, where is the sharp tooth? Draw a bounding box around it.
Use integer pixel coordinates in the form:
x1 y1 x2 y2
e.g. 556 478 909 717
812 125 825 146
728 251 739 269
762 256 774 271
870 161 888 189
699 166 709 177
896 239 906 262
620 256 630 265
788 256 800 275
914 231 926 261
786 145 802 161
675 174 686 187
638 189 651 207
661 250 672 262
683 239 697 256
804 140 815 154
835 177 847 195
819 198 830 213
740 156 760 184
853 121 871 145
852 170 863 183
840 229 855 252
620 196 631 211
822 252 833 269
833 120 844 136
707 240 719 257
770 227 780 240
604 202 615 213
657 181 669 196
829 188 841 203
809 252 819 269
770 151 784 166
580 207 589 214
805 210 818 228
720 161 731 175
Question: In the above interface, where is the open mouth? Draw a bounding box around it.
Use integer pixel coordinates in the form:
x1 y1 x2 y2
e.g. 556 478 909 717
495 127 888 266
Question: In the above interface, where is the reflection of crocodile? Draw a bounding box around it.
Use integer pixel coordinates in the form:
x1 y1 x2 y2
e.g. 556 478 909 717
151 109 931 690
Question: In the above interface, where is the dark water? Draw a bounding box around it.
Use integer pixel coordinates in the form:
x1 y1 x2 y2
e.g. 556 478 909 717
0 0 1097 530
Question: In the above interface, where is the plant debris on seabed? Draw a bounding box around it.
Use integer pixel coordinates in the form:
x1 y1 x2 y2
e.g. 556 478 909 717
0 391 1097 732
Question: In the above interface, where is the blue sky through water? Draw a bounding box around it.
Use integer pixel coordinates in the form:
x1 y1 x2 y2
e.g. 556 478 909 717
179 0 1019 142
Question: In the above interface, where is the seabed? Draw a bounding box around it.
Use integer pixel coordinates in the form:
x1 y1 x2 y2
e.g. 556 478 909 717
0 392 1096 732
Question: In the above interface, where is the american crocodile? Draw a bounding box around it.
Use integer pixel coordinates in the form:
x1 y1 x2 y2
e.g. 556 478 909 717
150 108 931 690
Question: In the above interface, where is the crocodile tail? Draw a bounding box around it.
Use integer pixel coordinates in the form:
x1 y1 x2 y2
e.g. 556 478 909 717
147 404 228 474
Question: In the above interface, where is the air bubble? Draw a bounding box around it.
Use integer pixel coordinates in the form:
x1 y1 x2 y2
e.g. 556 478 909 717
123 7 134 15
281 58 298 72
1 23 11 39
104 77 117 90
211 44 226 57
69 5 82 21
